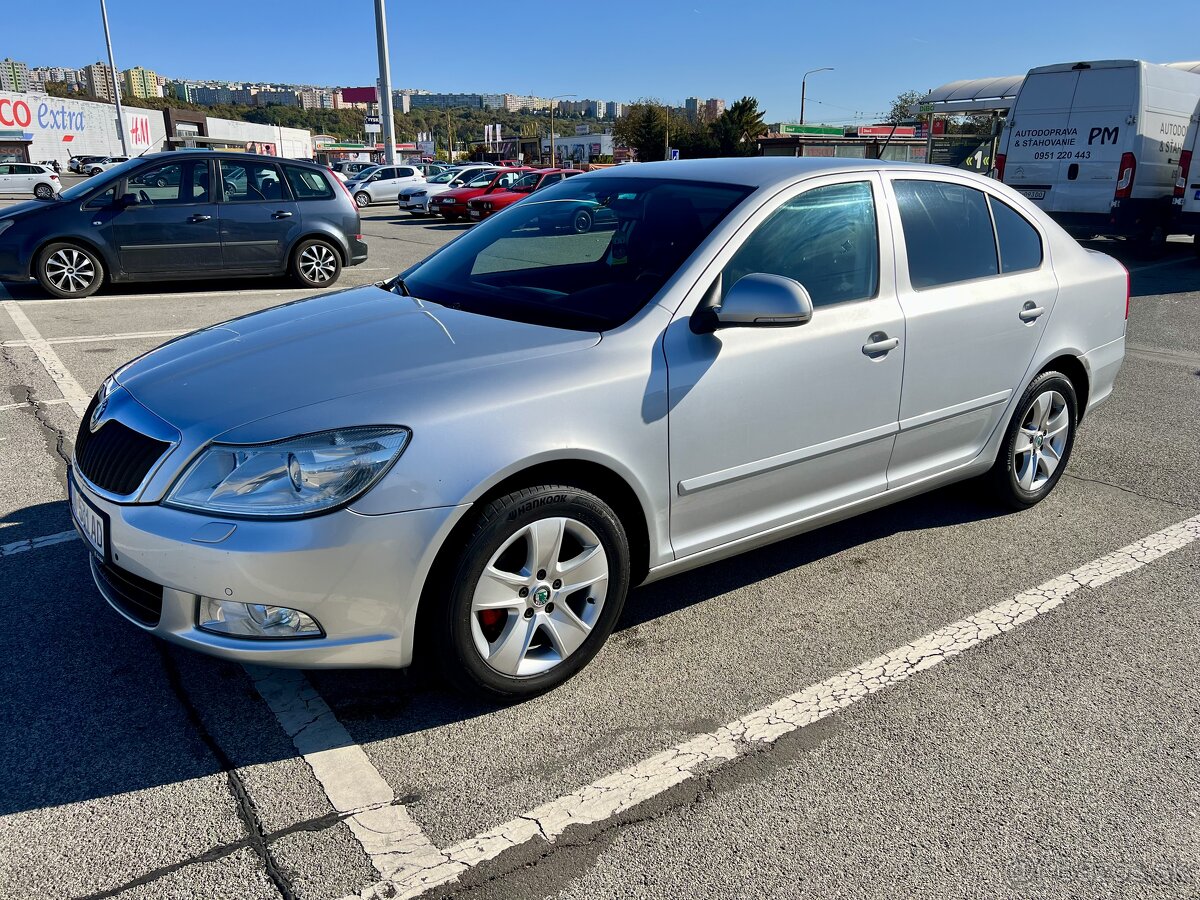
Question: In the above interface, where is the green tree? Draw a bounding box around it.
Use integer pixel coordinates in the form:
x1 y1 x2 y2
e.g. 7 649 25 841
887 90 924 124
613 101 669 161
710 96 766 157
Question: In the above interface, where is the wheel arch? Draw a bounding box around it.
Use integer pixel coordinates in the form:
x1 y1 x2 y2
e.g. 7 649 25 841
1038 353 1090 422
287 230 349 267
30 234 115 281
410 458 654 667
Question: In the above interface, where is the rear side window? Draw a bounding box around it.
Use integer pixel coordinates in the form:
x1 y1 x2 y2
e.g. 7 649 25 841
284 166 334 200
893 180 998 289
723 181 879 307
989 197 1042 273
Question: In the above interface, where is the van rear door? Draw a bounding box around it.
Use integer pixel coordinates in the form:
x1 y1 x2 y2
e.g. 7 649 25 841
1061 66 1135 214
1003 69 1080 210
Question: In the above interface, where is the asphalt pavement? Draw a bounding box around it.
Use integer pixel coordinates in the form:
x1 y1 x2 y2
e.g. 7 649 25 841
1 201 1198 900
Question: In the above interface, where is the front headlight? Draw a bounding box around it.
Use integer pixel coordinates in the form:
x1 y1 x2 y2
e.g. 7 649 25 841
166 426 410 517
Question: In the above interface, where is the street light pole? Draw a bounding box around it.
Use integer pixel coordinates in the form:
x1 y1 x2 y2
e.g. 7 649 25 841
99 0 129 156
549 93 576 165
800 67 833 126
373 0 397 165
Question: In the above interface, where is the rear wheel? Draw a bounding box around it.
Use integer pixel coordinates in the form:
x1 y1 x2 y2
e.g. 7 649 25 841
33 183 54 199
290 238 342 288
987 371 1077 509
36 243 104 299
431 485 631 699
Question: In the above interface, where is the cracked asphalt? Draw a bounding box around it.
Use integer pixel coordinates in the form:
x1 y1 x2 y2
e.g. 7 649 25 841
1 202 1198 900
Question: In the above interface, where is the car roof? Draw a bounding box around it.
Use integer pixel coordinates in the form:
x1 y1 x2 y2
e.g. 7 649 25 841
130 150 325 169
578 157 937 190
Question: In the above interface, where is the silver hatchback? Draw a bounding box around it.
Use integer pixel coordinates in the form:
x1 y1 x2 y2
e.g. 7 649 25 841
71 159 1128 698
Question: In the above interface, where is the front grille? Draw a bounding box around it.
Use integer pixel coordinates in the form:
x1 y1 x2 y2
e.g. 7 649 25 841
93 556 163 626
75 393 170 496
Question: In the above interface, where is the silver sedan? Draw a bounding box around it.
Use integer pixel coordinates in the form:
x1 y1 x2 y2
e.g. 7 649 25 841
70 158 1128 698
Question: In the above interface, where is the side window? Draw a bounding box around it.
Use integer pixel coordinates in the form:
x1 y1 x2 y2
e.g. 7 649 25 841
85 184 119 208
722 181 879 307
893 180 997 289
989 196 1042 273
221 161 286 202
133 163 186 203
0 165 11 175
397 167 414 178
284 166 334 200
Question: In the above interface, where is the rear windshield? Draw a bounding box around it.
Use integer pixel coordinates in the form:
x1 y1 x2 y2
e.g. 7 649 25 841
400 176 753 331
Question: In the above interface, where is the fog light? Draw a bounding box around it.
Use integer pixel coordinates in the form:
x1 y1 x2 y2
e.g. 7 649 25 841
198 597 323 639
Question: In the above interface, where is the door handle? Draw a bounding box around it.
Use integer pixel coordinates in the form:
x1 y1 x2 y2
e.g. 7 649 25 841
862 333 900 356
1019 302 1045 322
271 210 293 219
187 214 211 223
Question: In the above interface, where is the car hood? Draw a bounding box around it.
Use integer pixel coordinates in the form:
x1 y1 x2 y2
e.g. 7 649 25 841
114 285 600 439
0 198 60 220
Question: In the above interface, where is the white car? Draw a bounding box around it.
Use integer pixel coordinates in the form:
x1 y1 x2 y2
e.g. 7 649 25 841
0 163 62 199
346 164 425 207
87 156 132 176
398 166 498 215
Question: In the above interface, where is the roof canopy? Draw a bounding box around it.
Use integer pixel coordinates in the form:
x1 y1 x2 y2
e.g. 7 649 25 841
910 75 1025 116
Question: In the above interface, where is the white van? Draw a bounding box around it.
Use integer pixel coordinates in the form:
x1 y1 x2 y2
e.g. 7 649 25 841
998 60 1200 246
1172 103 1200 251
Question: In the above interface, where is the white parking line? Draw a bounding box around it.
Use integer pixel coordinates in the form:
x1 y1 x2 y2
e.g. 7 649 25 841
0 300 92 416
0 397 70 413
1 529 78 557
2 329 187 348
248 668 445 880
348 512 1200 900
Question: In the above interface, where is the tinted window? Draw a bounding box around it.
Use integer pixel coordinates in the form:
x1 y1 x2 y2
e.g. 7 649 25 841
989 196 1042 273
221 161 286 202
894 180 997 289
397 167 415 178
403 177 752 331
284 165 334 200
723 181 879 307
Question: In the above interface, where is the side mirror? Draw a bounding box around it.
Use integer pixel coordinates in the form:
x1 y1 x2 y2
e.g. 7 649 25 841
692 274 814 334
118 193 140 208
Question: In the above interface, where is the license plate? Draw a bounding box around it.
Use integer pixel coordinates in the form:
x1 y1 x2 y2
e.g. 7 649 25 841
470 210 481 217
1017 189 1046 200
69 472 108 559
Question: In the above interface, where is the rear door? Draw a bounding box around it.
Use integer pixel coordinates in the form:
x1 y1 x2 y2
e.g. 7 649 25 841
1062 66 1135 213
218 159 298 272
1003 70 1080 211
113 158 222 276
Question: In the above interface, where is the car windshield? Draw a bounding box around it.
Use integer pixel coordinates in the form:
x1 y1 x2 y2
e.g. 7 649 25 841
401 176 753 332
428 170 460 184
511 173 540 191
58 157 147 201
352 166 381 180
467 171 500 188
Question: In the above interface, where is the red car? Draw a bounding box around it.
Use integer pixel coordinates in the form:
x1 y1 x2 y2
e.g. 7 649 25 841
466 168 582 221
430 168 530 221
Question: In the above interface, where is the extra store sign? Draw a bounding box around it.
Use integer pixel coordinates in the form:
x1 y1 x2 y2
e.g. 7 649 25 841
0 90 157 156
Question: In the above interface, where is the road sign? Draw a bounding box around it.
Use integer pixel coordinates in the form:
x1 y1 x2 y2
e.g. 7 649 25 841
669 148 679 160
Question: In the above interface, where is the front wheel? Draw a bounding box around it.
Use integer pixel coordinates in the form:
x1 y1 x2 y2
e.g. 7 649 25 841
354 191 371 208
987 371 1078 509
434 485 631 699
36 242 104 299
290 238 342 288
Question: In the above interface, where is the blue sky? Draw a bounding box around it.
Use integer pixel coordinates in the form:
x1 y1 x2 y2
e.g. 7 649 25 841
6 0 1197 124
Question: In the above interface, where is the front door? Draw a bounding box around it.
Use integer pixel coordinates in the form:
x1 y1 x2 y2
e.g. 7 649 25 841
218 159 298 272
665 176 905 558
113 158 221 276
883 175 1058 489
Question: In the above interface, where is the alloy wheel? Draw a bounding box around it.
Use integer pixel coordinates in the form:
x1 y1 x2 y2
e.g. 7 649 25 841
298 244 337 284
34 184 53 199
470 516 610 677
44 248 97 294
1013 390 1069 492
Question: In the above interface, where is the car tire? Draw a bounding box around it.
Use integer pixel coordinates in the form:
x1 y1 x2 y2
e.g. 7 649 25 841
89 167 102 176
290 238 342 288
432 484 631 700
572 209 593 233
33 183 54 199
987 371 1078 510
36 242 104 299
354 192 371 208
155 176 168 188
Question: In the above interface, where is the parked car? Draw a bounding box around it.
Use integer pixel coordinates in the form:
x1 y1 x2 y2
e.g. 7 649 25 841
430 167 529 221
0 163 61 199
345 164 426 207
1171 110 1200 253
38 159 62 174
465 168 583 220
0 151 367 299
67 158 1127 699
87 156 132 176
398 165 497 216
69 155 107 174
998 59 1200 248
332 160 376 179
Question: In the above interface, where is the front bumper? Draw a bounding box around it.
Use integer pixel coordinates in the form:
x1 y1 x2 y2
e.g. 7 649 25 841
72 467 465 668
398 195 431 213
